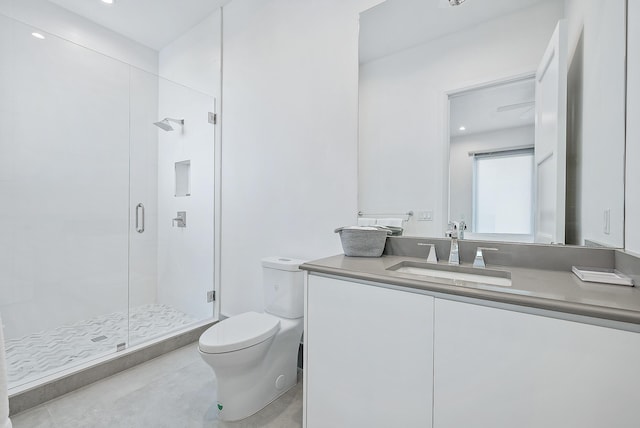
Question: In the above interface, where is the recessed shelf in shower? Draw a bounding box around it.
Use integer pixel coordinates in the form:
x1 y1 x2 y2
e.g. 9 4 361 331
175 160 191 197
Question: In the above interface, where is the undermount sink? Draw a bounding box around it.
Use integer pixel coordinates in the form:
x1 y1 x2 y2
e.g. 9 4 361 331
387 261 512 287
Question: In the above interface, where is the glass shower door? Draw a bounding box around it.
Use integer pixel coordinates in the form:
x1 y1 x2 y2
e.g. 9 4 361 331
0 18 130 389
127 72 216 348
0 13 218 391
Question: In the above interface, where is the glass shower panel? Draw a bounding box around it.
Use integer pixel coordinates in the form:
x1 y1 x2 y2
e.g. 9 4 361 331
127 73 216 348
0 18 130 389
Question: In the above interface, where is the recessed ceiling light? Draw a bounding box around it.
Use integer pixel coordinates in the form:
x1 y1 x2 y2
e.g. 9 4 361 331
101 0 114 4
31 32 45 40
459 126 466 131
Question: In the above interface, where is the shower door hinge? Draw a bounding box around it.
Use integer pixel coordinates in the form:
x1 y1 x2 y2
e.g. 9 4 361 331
208 112 217 125
116 342 126 352
207 290 216 303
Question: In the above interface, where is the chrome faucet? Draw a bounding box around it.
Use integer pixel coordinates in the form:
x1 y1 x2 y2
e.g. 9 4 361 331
458 220 467 240
473 247 498 268
448 238 459 265
446 221 460 265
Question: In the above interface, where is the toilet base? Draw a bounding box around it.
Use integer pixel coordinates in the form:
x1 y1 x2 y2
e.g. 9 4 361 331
215 372 298 422
199 316 303 422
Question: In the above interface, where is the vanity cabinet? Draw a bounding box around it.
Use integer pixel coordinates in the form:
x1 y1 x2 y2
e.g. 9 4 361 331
304 273 640 428
433 299 640 428
305 274 434 428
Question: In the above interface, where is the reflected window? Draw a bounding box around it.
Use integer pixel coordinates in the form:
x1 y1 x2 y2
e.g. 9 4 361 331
473 148 534 234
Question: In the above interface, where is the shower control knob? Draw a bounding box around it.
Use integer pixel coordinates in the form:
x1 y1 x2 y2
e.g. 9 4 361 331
172 211 187 228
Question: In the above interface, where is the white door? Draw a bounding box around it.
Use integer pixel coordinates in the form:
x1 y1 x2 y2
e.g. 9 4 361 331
534 20 567 244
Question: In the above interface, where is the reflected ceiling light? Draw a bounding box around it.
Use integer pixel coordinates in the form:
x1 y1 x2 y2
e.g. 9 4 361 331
31 32 45 39
101 0 114 4
449 0 466 6
459 126 466 131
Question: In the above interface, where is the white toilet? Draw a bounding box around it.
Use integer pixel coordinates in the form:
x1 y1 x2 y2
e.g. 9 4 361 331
198 257 305 421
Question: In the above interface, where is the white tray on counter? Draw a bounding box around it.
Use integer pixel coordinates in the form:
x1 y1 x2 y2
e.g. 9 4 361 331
572 266 634 287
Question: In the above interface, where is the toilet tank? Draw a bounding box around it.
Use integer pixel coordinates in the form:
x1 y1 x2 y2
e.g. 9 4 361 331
262 257 306 319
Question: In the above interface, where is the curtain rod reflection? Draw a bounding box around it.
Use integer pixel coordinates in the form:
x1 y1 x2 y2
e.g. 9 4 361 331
358 211 414 219
468 145 533 158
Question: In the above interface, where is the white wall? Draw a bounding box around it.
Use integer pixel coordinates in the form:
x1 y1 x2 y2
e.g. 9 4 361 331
159 13 220 96
220 0 382 317
626 0 640 254
156 11 221 319
0 0 158 73
449 126 534 234
565 0 625 247
359 1 563 239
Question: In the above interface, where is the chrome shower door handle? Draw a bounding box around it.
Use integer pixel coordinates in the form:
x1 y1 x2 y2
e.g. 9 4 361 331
135 203 145 233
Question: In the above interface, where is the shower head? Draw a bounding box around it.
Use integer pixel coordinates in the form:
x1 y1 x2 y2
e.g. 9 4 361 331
153 120 174 131
153 117 184 131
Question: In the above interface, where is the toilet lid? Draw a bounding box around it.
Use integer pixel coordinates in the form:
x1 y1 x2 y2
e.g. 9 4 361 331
199 312 280 354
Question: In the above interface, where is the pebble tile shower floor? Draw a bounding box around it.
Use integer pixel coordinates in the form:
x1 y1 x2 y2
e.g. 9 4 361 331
6 304 197 387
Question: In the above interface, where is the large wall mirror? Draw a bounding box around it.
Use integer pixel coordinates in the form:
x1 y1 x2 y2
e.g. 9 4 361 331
358 0 626 247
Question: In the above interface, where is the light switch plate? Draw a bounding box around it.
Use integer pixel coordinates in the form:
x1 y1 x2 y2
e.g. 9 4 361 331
418 211 433 221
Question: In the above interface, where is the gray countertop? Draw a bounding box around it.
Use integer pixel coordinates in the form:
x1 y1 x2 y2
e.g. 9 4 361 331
300 254 640 325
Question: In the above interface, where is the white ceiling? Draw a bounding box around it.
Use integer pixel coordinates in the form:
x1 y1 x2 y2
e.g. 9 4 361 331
47 0 229 50
449 77 535 138
359 0 554 63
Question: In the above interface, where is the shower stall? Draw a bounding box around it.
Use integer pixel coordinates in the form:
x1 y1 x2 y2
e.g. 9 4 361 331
0 1 220 393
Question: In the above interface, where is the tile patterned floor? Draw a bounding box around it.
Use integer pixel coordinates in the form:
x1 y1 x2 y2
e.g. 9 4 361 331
10 343 303 428
6 304 197 387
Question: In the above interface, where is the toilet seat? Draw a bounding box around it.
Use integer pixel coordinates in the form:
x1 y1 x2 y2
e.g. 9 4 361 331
199 311 280 354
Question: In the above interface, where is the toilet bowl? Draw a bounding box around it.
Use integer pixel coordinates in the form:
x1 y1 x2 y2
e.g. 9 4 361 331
198 257 305 422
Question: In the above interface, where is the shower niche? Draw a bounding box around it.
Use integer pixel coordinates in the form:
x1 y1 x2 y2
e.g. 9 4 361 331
175 160 191 197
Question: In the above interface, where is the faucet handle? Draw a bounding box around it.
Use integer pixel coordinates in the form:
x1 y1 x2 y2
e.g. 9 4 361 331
417 243 438 263
172 211 187 228
426 244 438 263
446 221 459 239
473 247 498 268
